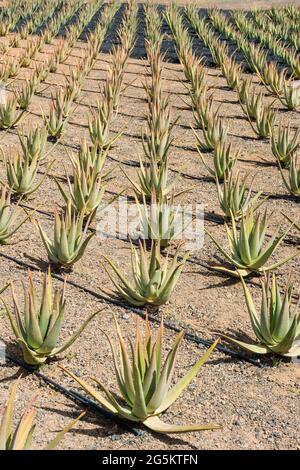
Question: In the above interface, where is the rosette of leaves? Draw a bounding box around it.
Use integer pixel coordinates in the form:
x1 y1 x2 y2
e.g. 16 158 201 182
103 240 189 307
224 274 300 357
62 316 221 434
205 210 299 277
3 268 101 366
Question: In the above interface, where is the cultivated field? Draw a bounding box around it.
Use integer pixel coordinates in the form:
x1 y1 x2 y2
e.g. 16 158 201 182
0 0 299 451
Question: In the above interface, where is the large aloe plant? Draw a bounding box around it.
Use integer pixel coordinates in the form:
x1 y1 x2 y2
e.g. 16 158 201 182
103 241 189 306
37 203 94 268
62 317 221 434
205 210 299 277
3 269 100 366
224 274 300 357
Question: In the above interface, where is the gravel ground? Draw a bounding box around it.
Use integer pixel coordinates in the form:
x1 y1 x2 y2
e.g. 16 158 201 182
0 1 299 450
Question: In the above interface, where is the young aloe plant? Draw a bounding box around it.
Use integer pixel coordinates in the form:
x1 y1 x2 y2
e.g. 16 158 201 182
205 210 299 277
16 80 36 110
2 149 53 198
55 156 106 219
184 57 205 103
193 90 218 131
216 171 264 220
271 124 299 168
43 103 67 141
224 274 300 357
143 94 174 164
78 140 108 174
249 103 276 139
88 99 121 150
18 127 47 162
0 97 24 129
237 77 252 105
0 186 34 244
0 378 84 449
241 90 263 121
62 316 220 434
123 151 180 201
6 57 20 78
19 51 31 68
198 141 238 181
33 62 49 84
279 81 300 110
221 55 242 90
3 269 100 366
136 191 183 248
262 62 287 96
193 116 228 152
103 241 189 307
37 203 94 268
279 155 300 197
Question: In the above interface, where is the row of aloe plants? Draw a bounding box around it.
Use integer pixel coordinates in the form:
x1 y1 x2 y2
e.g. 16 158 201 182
0 2 224 444
164 4 300 358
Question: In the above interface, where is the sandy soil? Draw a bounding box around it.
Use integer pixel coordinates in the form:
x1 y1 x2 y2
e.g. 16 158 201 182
0 1 299 450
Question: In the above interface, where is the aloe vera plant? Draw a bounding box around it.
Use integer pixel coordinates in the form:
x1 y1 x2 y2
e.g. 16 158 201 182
237 77 252 105
62 316 220 434
0 97 24 129
88 99 121 150
6 57 20 79
33 62 49 84
78 140 108 174
193 89 217 131
3 269 100 366
221 55 242 90
279 155 300 197
55 156 107 218
16 80 36 110
249 103 276 139
143 94 174 164
205 210 299 277
136 191 184 248
241 90 263 121
18 127 47 162
43 88 74 141
261 62 286 95
37 203 94 268
279 81 300 110
216 171 264 220
0 378 84 449
124 151 180 201
271 124 299 168
103 240 189 307
224 274 300 357
198 141 238 181
43 102 67 141
0 186 34 244
2 149 52 198
19 51 32 68
194 115 228 152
